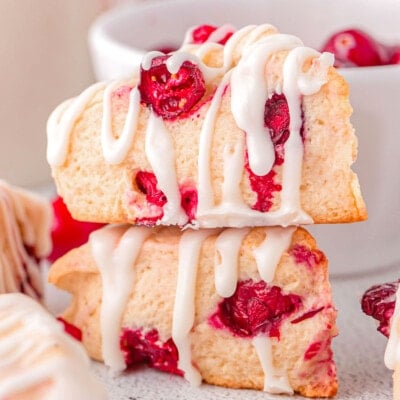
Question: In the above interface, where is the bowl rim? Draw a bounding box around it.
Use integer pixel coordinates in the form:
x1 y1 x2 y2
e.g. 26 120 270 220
89 0 400 73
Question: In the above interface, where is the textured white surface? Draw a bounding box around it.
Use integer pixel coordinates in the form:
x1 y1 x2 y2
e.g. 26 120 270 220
48 262 395 400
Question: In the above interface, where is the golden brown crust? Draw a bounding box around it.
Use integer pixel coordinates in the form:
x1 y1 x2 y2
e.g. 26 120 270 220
49 226 338 397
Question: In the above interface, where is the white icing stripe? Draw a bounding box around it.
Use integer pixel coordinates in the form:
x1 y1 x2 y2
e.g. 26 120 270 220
214 228 249 297
252 335 293 395
253 227 296 282
281 49 333 212
231 34 303 176
101 83 141 164
0 294 107 400
90 225 152 372
206 24 236 44
172 229 219 385
145 112 188 225
47 81 106 166
385 287 400 369
0 181 51 298
197 72 232 214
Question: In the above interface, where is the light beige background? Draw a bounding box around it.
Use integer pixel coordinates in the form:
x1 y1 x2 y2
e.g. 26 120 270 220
0 0 109 187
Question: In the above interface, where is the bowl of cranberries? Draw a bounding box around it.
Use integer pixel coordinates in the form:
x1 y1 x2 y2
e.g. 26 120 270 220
89 0 400 274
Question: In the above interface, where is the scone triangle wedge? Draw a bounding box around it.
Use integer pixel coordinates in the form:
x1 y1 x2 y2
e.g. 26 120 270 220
49 225 338 397
47 23 366 228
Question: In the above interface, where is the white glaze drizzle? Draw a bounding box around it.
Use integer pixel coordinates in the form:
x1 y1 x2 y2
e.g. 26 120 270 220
280 48 334 213
253 335 293 394
197 71 232 214
172 229 219 385
0 293 107 400
253 227 296 282
385 287 400 369
214 227 250 297
223 24 278 72
0 180 51 298
47 81 106 166
145 112 188 225
207 24 236 44
231 34 302 176
90 224 152 373
101 82 141 164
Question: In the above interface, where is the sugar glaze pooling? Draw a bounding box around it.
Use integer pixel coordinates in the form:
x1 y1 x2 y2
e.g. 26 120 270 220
46 24 333 227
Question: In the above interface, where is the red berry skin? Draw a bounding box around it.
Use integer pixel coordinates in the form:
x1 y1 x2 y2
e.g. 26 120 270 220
120 328 182 375
209 280 302 339
139 55 206 120
57 317 82 341
134 171 198 224
389 47 400 64
245 93 292 212
48 196 105 262
191 24 233 45
321 29 386 67
361 280 399 337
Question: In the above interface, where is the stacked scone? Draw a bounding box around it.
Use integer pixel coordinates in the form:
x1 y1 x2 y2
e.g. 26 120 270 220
47 24 367 397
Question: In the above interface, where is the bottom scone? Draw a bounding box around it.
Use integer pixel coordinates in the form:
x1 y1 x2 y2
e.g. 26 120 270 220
49 225 338 397
362 280 400 399
0 293 107 400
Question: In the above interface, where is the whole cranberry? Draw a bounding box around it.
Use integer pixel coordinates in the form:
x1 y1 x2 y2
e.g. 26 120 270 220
321 28 387 67
48 196 105 262
139 55 206 120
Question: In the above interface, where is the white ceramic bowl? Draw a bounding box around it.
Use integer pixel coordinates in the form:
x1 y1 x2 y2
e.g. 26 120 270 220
89 0 400 276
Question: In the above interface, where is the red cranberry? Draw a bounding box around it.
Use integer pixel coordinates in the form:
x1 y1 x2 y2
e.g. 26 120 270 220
48 196 105 262
191 24 233 45
154 45 178 54
57 317 82 341
291 306 325 324
321 29 386 67
209 280 302 339
139 55 206 120
361 280 399 337
264 94 290 146
244 93 294 212
290 245 325 269
304 341 323 361
120 328 182 375
389 47 400 64
135 171 167 207
179 185 198 222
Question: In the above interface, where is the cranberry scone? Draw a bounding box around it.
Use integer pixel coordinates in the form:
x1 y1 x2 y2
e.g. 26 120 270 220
0 180 51 299
362 280 400 399
47 24 366 228
49 224 337 397
0 293 107 400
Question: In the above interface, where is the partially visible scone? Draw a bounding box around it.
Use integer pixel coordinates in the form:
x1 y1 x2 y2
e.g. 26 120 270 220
362 280 400 399
47 24 366 228
0 180 52 299
49 224 337 397
0 293 107 400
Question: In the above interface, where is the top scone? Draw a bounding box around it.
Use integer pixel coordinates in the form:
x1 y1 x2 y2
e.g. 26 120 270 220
47 24 366 228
